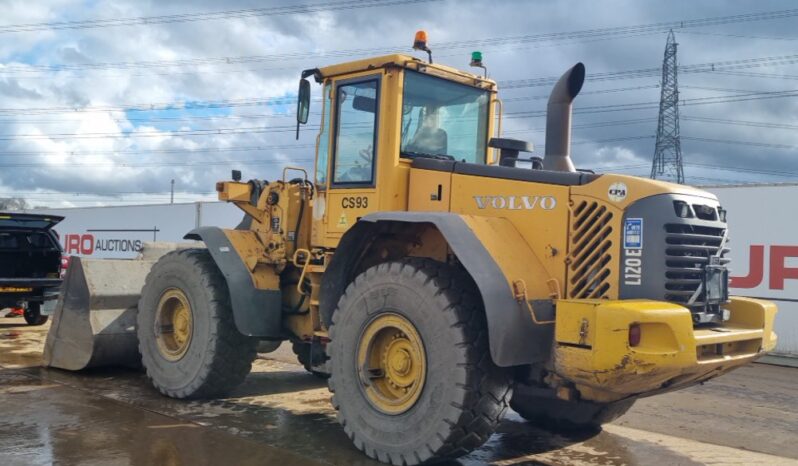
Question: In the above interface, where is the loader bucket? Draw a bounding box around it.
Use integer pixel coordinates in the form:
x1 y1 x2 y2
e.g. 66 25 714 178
42 256 153 370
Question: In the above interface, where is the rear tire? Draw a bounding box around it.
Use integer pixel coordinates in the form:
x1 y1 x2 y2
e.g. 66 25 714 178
137 248 257 399
328 259 511 465
510 388 634 431
23 303 48 326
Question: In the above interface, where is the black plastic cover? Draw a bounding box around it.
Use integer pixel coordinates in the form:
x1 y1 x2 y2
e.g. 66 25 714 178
410 157 597 186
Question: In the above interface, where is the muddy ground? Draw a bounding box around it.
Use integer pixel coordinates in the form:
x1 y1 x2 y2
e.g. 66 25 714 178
1 317 796 465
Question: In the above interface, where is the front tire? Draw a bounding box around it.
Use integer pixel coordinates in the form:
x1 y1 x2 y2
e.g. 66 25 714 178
511 387 635 431
328 259 511 465
137 249 257 399
24 303 48 326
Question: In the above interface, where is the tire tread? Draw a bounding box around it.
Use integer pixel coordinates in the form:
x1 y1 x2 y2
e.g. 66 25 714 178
328 258 511 465
138 248 257 399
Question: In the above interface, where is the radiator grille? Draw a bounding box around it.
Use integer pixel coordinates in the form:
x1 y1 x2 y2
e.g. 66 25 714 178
568 201 614 299
664 223 730 308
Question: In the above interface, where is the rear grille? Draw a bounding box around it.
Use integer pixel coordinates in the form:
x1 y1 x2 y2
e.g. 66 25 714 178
568 201 614 299
664 223 729 308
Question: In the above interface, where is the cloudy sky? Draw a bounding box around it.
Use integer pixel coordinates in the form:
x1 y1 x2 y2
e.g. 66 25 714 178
1 0 798 207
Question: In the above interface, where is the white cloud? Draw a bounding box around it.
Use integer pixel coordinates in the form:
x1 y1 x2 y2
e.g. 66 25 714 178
1 0 798 206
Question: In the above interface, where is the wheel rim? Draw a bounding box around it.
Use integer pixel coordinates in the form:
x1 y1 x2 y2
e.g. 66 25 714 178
357 313 426 415
154 288 193 361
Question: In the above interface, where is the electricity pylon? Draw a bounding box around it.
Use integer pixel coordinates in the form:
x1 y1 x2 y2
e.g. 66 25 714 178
651 29 684 184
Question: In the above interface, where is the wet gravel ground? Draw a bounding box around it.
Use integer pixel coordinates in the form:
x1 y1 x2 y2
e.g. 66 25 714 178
1 317 796 465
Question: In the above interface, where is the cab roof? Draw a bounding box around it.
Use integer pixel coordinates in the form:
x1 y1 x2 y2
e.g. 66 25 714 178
316 54 497 90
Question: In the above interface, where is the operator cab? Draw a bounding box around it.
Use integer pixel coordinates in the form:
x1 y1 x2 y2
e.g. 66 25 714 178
294 47 504 246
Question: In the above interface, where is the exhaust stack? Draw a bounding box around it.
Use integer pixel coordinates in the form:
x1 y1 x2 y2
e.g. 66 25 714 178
543 63 585 172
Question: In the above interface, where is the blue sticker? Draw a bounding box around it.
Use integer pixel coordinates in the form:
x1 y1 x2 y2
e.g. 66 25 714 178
624 218 643 249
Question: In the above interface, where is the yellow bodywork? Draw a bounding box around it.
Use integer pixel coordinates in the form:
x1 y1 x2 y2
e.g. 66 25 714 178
553 297 777 402
214 53 778 405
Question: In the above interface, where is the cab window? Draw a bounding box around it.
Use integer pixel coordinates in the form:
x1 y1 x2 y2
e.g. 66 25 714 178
401 70 489 163
332 78 379 185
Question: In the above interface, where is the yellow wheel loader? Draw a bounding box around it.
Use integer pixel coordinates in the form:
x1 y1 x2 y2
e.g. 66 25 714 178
45 33 777 465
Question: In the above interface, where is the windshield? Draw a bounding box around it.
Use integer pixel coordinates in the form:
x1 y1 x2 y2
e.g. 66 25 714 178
401 70 490 163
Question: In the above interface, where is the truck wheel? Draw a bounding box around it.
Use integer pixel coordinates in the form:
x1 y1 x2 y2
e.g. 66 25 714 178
23 303 48 326
328 259 511 465
137 249 257 399
510 389 635 431
291 341 330 378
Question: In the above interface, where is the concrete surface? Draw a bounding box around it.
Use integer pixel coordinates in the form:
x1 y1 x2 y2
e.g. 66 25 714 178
1 317 796 466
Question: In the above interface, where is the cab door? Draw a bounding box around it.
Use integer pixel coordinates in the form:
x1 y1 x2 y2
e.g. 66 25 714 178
322 73 382 243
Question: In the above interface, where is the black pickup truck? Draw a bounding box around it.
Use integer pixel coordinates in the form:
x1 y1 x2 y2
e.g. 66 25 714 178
0 212 64 325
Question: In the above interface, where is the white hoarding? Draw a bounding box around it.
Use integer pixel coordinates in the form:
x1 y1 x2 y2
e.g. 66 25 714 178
31 202 243 259
709 184 798 357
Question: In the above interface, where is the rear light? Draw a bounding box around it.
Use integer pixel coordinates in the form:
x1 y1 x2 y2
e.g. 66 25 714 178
629 324 641 347
60 255 71 278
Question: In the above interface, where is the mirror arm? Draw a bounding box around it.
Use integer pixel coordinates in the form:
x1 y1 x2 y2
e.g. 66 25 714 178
301 68 323 83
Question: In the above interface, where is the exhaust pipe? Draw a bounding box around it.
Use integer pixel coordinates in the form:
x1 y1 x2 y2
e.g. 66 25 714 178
543 63 585 172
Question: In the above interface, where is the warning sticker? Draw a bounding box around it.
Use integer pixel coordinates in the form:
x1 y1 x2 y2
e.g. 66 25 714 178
337 213 348 228
624 218 643 249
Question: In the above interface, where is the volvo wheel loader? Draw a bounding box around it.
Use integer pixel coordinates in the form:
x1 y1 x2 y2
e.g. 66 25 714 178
45 33 777 465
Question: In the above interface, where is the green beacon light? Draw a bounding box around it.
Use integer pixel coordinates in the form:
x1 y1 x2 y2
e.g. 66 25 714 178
470 51 487 77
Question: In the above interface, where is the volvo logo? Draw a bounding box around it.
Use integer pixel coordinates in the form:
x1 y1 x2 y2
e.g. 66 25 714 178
473 195 557 210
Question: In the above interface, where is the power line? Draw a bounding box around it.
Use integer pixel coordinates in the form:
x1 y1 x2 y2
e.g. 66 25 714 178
0 125 313 141
6 191 215 196
503 117 659 134
0 0 438 34
685 162 798 177
0 84 659 119
505 87 798 119
680 84 764 94
0 158 313 168
0 97 289 115
682 115 798 130
701 70 798 80
2 7 797 70
0 87 794 143
502 84 660 102
0 51 795 117
682 136 797 150
0 144 314 157
500 52 798 89
679 30 798 41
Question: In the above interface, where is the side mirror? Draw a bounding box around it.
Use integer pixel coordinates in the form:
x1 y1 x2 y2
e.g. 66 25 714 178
297 79 311 124
296 78 311 139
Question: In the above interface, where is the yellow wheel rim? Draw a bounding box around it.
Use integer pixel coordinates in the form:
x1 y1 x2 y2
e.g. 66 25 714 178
154 288 193 361
357 313 426 415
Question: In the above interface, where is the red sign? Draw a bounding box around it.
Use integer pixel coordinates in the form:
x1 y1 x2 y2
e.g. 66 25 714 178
731 245 798 290
62 233 143 256
64 233 94 255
